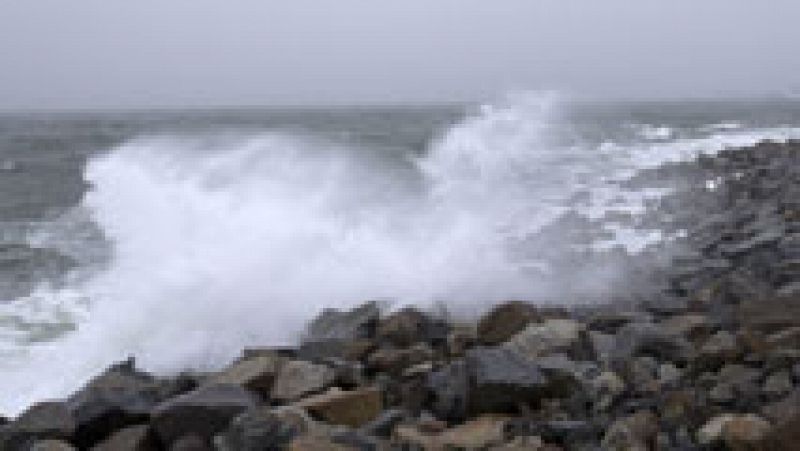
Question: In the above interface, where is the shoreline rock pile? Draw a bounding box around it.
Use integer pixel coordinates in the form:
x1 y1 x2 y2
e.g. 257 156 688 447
1 140 798 450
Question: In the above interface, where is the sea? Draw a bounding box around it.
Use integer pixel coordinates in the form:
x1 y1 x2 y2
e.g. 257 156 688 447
1 93 799 414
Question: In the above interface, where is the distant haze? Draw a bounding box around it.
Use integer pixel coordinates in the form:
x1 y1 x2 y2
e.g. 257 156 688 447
1 0 799 110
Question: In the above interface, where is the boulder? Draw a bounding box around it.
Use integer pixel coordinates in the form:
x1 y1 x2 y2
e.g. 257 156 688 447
465 347 550 414
305 302 379 342
270 361 336 403
299 302 380 360
66 359 190 448
477 301 542 345
503 319 585 360
426 360 469 422
90 424 156 451
294 387 383 427
0 402 76 451
377 307 445 348
206 354 285 399
215 407 304 451
151 384 258 446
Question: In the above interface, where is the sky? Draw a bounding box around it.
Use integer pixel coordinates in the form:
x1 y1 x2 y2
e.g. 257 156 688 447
1 0 799 110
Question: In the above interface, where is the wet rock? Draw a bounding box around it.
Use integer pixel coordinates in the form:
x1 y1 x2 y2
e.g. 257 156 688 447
294 387 382 428
270 360 336 403
300 302 380 360
503 319 586 360
465 347 550 414
377 307 445 348
306 302 379 342
215 407 303 451
90 424 156 451
426 360 469 421
0 402 76 451
67 359 187 448
477 301 542 345
601 410 658 451
151 384 258 446
206 354 285 400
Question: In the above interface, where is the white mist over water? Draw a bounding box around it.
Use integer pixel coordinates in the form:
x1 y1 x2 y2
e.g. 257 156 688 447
2 94 800 415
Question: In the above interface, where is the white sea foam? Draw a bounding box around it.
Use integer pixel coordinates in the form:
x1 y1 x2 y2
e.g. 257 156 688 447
2 94 800 415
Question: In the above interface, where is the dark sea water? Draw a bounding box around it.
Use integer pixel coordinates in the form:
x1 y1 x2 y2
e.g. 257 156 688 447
1 94 799 413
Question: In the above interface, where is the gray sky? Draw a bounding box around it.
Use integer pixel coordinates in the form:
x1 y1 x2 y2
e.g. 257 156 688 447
1 0 799 110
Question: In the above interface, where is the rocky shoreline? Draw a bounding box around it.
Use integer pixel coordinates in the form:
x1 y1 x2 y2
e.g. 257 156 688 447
1 140 799 450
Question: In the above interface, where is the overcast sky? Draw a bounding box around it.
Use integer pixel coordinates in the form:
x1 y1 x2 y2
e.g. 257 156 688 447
1 1 799 110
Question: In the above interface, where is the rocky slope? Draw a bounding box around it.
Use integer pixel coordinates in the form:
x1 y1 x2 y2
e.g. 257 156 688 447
1 140 798 450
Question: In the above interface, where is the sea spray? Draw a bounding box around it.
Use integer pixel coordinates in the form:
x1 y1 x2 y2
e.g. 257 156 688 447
3 94 800 415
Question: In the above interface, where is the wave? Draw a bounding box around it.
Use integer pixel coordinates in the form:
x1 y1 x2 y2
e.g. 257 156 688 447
2 93 800 415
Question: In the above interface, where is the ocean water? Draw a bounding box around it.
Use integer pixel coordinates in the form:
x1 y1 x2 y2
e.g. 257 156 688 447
1 93 800 414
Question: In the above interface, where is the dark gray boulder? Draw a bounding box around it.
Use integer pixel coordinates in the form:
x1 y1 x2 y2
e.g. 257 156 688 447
298 302 380 360
67 359 191 448
477 301 542 345
151 384 258 446
464 347 550 414
426 360 469 421
215 407 301 451
0 402 76 451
